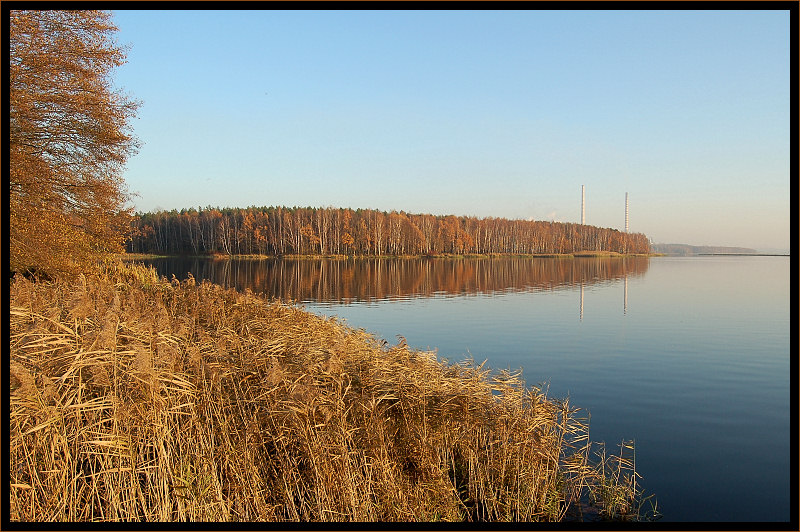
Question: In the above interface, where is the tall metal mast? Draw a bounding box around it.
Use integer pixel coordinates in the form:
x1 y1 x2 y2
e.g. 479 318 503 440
625 192 629 233
581 185 585 225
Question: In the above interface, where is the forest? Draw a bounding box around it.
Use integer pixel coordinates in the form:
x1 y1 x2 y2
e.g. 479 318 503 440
127 206 651 257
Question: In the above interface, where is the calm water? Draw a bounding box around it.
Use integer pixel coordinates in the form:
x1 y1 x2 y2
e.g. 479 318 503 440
145 255 792 522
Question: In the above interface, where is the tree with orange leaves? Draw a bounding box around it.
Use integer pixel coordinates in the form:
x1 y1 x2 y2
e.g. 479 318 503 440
10 10 139 277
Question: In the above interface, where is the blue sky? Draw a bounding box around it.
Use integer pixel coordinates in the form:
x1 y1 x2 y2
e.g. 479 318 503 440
111 9 791 251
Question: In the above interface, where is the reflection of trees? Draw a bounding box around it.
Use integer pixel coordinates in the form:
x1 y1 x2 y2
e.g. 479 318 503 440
148 257 650 304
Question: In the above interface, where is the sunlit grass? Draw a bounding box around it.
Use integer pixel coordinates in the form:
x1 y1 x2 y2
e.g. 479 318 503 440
9 261 656 522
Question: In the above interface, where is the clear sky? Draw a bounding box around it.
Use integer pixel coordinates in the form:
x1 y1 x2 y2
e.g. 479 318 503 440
110 9 791 252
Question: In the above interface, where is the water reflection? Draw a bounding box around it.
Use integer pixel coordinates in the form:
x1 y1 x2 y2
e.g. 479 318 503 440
144 256 649 304
624 275 628 314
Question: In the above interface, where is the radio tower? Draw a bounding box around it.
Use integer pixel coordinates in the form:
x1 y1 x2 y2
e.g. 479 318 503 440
625 192 629 233
581 185 585 225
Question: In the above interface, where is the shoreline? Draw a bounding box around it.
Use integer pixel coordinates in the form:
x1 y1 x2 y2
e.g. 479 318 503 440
119 251 658 261
696 253 789 257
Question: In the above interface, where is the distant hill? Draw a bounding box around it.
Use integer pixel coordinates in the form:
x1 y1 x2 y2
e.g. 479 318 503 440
651 243 758 256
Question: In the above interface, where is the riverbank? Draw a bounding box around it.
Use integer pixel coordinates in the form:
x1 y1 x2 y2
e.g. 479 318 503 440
119 250 656 261
10 261 652 522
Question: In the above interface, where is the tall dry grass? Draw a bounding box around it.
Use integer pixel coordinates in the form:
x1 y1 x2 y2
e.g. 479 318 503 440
9 261 654 522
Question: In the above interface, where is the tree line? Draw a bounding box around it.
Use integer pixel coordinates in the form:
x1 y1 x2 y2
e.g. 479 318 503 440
127 206 650 256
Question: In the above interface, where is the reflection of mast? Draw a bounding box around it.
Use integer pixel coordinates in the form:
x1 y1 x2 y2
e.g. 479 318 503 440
624 274 628 314
580 282 584 320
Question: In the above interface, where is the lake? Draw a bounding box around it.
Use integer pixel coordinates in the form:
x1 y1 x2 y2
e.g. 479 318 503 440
144 255 791 523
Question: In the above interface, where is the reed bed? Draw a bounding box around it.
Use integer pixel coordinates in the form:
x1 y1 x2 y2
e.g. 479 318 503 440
9 262 651 522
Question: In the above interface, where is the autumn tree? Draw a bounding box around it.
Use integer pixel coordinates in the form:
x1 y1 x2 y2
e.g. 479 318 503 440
10 10 139 277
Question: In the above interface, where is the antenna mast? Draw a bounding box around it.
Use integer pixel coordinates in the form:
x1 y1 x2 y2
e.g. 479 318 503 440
581 185 585 225
625 192 629 233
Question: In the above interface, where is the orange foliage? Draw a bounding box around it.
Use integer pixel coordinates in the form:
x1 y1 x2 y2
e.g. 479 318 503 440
10 10 139 277
130 206 651 257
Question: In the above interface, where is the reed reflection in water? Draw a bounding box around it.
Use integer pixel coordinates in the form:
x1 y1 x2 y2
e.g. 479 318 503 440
144 256 650 304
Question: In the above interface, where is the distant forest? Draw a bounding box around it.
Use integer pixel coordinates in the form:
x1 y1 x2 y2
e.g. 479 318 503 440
127 206 651 256
651 243 758 256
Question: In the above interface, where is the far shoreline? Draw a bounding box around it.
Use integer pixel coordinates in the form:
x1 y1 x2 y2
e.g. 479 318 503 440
696 253 790 257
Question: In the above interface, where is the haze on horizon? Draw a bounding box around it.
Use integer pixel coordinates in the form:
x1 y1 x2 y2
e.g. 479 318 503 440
111 9 791 253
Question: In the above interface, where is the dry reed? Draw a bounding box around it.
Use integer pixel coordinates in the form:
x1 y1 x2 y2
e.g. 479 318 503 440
9 261 653 522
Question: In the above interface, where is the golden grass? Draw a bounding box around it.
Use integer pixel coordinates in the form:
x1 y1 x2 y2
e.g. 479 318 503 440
9 261 654 522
